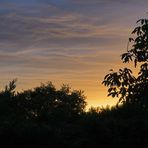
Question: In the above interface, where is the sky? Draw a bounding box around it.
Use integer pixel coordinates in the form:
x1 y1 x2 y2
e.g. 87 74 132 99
0 0 148 108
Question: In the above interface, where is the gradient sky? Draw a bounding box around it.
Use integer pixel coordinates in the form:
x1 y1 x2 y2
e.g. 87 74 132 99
0 0 148 108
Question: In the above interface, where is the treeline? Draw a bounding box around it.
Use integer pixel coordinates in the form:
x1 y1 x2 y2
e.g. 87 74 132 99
0 80 148 147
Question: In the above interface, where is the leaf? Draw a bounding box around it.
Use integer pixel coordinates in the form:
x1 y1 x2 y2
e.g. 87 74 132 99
141 19 144 25
109 69 113 71
108 87 113 93
134 59 137 68
129 38 134 42
136 19 141 23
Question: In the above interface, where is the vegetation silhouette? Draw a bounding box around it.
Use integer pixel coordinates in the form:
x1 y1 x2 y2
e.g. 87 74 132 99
102 18 148 107
1 17 148 147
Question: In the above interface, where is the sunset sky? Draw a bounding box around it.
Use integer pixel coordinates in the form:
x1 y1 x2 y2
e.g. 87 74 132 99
0 0 148 108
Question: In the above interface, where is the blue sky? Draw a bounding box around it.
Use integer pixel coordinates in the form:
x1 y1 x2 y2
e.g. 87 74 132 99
0 0 148 107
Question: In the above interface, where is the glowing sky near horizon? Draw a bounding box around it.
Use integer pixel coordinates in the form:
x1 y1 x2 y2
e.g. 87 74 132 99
0 0 148 108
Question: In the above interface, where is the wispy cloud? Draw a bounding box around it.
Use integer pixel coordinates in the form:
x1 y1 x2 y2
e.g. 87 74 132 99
0 0 148 106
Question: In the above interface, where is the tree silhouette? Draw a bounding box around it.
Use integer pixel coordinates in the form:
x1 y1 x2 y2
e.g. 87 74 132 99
102 18 148 107
2 17 148 148
9 82 87 121
0 79 17 119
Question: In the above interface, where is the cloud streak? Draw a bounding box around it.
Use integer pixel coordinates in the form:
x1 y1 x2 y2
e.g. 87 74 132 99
0 0 148 106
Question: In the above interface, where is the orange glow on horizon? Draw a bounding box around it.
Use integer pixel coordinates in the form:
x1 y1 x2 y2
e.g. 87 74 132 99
0 0 147 108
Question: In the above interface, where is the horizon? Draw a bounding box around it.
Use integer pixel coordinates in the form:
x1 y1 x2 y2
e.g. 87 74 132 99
0 0 148 108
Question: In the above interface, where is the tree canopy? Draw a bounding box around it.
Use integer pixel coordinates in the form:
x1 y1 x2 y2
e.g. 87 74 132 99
102 18 148 107
0 81 86 122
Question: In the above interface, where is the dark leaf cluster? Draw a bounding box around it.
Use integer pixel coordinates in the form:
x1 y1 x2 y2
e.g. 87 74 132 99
103 18 148 107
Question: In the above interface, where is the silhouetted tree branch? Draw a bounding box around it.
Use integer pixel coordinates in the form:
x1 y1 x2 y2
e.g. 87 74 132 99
102 18 148 107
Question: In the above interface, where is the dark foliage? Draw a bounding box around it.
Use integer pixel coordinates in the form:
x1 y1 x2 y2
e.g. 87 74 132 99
102 18 148 107
1 18 148 147
0 80 87 147
0 80 148 147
